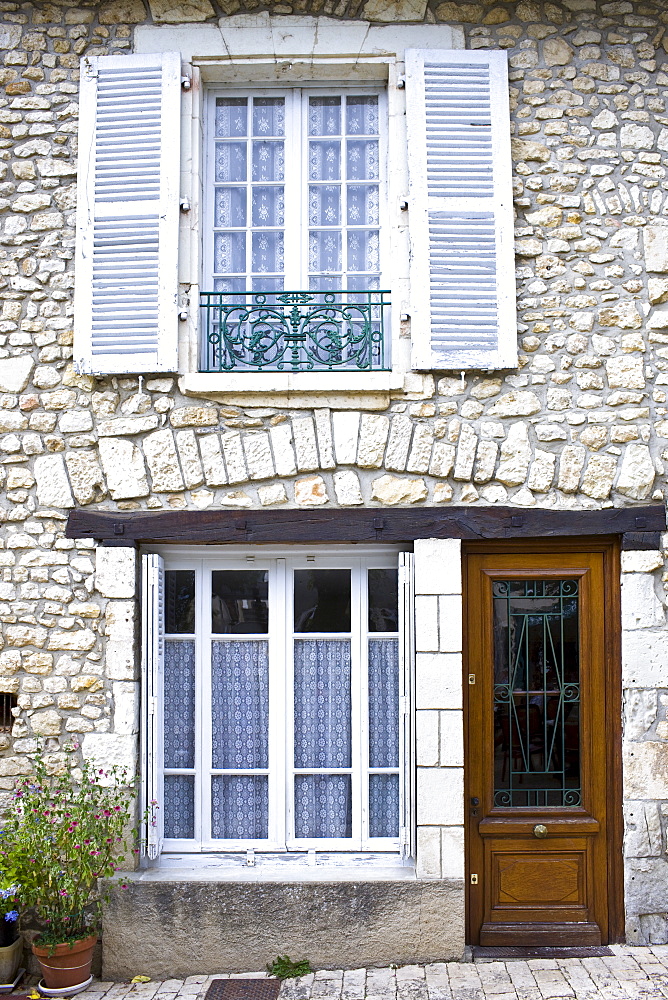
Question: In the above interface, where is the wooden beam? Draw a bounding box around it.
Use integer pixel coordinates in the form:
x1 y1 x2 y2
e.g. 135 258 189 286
66 504 666 545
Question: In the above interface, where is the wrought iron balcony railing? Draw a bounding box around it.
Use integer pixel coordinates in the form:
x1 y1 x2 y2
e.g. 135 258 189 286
199 290 390 373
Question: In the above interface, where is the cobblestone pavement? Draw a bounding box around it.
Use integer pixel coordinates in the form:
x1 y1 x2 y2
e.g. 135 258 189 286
53 945 668 1000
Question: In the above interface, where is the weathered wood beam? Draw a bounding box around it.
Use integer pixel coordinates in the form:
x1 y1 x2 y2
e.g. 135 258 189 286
66 505 666 545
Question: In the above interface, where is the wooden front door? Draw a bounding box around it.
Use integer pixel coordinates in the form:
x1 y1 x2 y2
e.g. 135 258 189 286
465 543 621 946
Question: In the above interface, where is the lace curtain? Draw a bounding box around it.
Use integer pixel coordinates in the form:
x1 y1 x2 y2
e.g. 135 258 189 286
164 641 195 769
211 640 269 769
294 639 351 768
368 639 399 768
164 775 194 839
211 775 268 839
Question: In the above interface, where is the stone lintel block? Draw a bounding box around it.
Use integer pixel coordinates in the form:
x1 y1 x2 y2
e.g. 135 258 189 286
417 767 464 826
416 653 462 710
82 733 138 780
416 826 441 878
416 709 439 766
415 595 439 652
439 595 463 653
440 710 464 768
414 539 462 596
96 546 138 599
621 551 664 574
623 630 668 687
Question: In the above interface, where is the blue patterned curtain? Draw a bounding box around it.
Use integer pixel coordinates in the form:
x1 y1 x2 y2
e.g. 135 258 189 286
211 775 268 839
164 775 194 839
294 639 351 767
164 641 195 769
368 639 399 767
294 774 351 838
369 773 399 838
211 640 269 768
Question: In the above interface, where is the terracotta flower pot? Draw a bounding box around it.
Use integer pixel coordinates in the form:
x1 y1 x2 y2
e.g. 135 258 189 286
32 935 97 990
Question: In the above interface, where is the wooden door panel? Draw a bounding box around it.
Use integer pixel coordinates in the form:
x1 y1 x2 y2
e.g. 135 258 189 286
465 545 617 947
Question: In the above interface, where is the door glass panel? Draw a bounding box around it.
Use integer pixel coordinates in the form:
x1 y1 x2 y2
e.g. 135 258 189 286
165 570 195 634
294 569 351 632
164 775 194 839
164 641 195 768
211 570 269 634
294 639 351 767
211 775 268 839
294 774 352 838
211 640 268 768
493 579 580 807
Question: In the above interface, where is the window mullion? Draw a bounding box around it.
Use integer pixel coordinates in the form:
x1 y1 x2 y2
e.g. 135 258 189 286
270 557 288 848
199 561 213 848
352 558 365 849
281 90 301 291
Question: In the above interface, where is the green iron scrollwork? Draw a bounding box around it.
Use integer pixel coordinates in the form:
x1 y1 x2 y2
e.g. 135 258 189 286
199 290 390 373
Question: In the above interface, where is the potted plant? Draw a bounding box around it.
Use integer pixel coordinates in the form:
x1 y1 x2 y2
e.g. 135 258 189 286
1 746 138 995
0 881 21 986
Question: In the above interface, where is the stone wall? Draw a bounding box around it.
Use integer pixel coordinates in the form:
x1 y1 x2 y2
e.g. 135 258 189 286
0 0 667 945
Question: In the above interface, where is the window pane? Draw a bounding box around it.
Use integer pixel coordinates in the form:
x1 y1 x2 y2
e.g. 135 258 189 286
215 142 247 182
347 139 379 180
252 140 284 182
368 639 399 768
294 569 351 632
347 185 379 226
347 230 379 273
212 640 268 768
214 231 246 274
251 231 284 274
309 231 342 274
251 187 284 227
212 775 268 839
215 97 247 137
309 186 341 226
368 569 398 632
309 97 341 136
164 640 195 768
252 97 285 137
164 775 194 839
346 96 379 136
294 775 351 838
294 639 351 767
309 140 341 181
165 570 195 634
215 187 246 228
211 570 269 634
369 774 399 837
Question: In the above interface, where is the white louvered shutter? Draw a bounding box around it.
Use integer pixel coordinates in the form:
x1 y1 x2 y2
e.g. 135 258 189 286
405 50 516 371
75 53 181 374
398 551 416 861
141 553 164 860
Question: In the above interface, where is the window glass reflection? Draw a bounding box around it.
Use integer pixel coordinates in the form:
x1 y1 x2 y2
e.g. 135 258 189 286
294 569 351 632
165 570 195 634
211 570 269 634
368 569 398 632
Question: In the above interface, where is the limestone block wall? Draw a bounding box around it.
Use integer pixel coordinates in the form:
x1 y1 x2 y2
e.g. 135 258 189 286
621 544 668 945
0 0 665 944
414 539 465 883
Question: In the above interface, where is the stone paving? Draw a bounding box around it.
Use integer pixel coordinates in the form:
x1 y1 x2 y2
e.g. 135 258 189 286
41 945 668 1000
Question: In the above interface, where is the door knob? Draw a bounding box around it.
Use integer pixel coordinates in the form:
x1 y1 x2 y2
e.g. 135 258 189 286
533 824 548 839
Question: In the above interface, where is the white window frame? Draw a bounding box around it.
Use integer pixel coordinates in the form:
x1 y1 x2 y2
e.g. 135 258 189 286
134 18 465 401
203 85 388 297
155 545 406 855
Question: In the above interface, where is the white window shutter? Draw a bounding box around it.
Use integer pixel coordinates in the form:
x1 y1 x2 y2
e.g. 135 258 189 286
406 49 517 371
75 52 181 375
141 553 164 860
398 551 415 861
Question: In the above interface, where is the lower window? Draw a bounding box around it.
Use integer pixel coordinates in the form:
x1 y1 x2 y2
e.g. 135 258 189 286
157 549 404 852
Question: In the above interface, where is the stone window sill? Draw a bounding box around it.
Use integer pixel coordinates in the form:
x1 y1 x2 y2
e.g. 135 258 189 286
178 371 404 410
129 852 416 882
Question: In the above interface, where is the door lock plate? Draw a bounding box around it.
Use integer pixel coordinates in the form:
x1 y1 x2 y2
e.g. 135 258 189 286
470 873 479 885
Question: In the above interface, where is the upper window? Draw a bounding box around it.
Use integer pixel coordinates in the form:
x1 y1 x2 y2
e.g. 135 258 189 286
74 41 517 381
154 552 404 853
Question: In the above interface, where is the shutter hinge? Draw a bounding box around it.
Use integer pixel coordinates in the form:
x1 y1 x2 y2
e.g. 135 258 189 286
397 76 405 89
399 695 408 716
148 696 158 716
181 75 191 90
180 197 191 213
83 58 98 79
470 873 479 885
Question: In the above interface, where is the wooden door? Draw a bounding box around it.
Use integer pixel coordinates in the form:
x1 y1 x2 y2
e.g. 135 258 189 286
465 543 621 946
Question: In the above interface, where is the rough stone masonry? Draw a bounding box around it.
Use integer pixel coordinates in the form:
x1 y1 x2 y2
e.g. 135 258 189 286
0 0 667 948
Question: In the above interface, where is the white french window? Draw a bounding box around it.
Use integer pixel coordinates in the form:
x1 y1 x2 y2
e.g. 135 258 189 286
145 549 407 854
